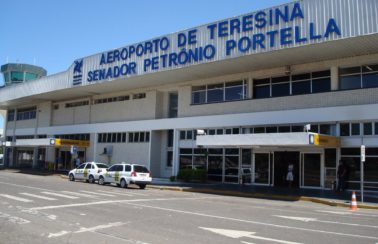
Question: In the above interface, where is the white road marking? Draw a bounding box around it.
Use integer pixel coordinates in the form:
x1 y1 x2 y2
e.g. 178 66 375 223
274 216 316 222
47 215 57 220
123 191 147 196
19 193 57 201
48 222 126 238
124 202 378 240
79 190 115 197
0 211 30 224
41 192 79 199
0 181 54 192
96 190 133 196
76 221 125 233
317 210 378 218
29 196 215 210
201 227 302 244
275 215 378 229
0 194 33 203
48 231 70 238
60 191 98 198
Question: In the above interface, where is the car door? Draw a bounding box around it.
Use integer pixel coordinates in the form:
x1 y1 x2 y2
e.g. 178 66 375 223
124 165 132 184
83 163 91 180
105 165 116 183
114 165 123 184
75 163 86 179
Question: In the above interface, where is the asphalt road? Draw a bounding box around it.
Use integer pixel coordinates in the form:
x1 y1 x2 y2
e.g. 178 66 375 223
0 171 377 244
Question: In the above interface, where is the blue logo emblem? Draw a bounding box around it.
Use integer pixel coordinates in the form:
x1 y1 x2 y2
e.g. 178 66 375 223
73 59 83 73
73 59 83 86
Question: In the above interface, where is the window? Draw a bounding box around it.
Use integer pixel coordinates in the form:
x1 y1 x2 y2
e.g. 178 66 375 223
271 76 290 97
77 164 86 169
375 122 378 135
128 132 150 143
192 86 206 104
253 78 270 98
225 81 246 101
11 71 24 82
25 72 38 81
362 65 378 88
7 110 15 121
312 70 331 93
65 100 89 108
351 123 360 136
364 123 373 135
125 165 131 172
167 151 173 167
169 93 178 118
266 126 278 133
340 64 378 90
253 70 330 99
180 131 186 140
94 95 130 104
292 73 311 95
207 83 224 103
340 123 350 136
168 130 174 147
98 132 127 143
16 107 36 120
192 80 247 104
133 93 146 99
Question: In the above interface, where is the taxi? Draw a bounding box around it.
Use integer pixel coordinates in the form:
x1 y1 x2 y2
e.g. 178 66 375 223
98 163 152 189
68 162 109 183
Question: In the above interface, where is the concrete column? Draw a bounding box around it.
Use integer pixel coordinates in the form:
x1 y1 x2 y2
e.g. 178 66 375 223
331 66 339 91
172 129 180 176
248 75 253 99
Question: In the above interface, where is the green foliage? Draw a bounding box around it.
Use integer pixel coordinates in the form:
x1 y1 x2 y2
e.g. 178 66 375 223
169 175 176 182
177 169 207 182
47 162 55 171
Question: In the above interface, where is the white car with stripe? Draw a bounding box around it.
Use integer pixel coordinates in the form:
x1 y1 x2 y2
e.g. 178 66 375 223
98 163 152 189
68 162 109 183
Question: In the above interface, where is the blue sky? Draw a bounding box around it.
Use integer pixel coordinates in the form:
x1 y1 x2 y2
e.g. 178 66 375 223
0 0 290 128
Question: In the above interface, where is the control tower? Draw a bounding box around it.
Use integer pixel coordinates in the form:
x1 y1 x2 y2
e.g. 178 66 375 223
1 63 47 87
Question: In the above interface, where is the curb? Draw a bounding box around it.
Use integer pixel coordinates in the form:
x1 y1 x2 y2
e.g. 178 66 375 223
60 174 68 179
147 185 378 210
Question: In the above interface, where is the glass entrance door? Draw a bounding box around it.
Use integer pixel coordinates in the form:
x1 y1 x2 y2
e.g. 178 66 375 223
300 153 322 188
254 153 271 185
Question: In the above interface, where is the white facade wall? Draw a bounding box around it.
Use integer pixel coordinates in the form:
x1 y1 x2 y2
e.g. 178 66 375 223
91 91 157 123
95 142 149 167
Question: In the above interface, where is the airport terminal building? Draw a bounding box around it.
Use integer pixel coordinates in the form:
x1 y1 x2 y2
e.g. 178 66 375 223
1 0 378 191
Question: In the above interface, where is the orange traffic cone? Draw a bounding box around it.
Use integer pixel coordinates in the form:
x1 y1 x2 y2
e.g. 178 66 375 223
350 191 358 211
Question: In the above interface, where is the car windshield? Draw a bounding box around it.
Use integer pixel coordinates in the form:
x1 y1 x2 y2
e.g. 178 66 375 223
96 164 109 168
133 165 149 173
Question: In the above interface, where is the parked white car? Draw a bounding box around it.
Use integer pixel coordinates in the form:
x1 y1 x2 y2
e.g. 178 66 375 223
68 162 109 183
98 163 152 189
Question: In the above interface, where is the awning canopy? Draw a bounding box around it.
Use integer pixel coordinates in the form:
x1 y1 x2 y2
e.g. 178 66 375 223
196 132 340 148
11 138 90 148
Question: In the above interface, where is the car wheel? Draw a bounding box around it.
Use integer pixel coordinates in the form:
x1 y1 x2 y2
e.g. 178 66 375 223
88 175 95 184
98 176 105 185
138 184 146 189
120 179 127 188
69 174 75 181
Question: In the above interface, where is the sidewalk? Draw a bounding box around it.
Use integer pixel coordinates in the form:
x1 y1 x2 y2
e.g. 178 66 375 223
149 178 378 210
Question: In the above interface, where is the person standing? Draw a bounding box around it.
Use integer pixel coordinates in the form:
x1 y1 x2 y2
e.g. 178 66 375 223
286 163 294 188
75 157 81 168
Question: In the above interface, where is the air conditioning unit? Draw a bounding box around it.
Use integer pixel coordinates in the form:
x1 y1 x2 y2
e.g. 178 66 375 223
101 145 113 156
